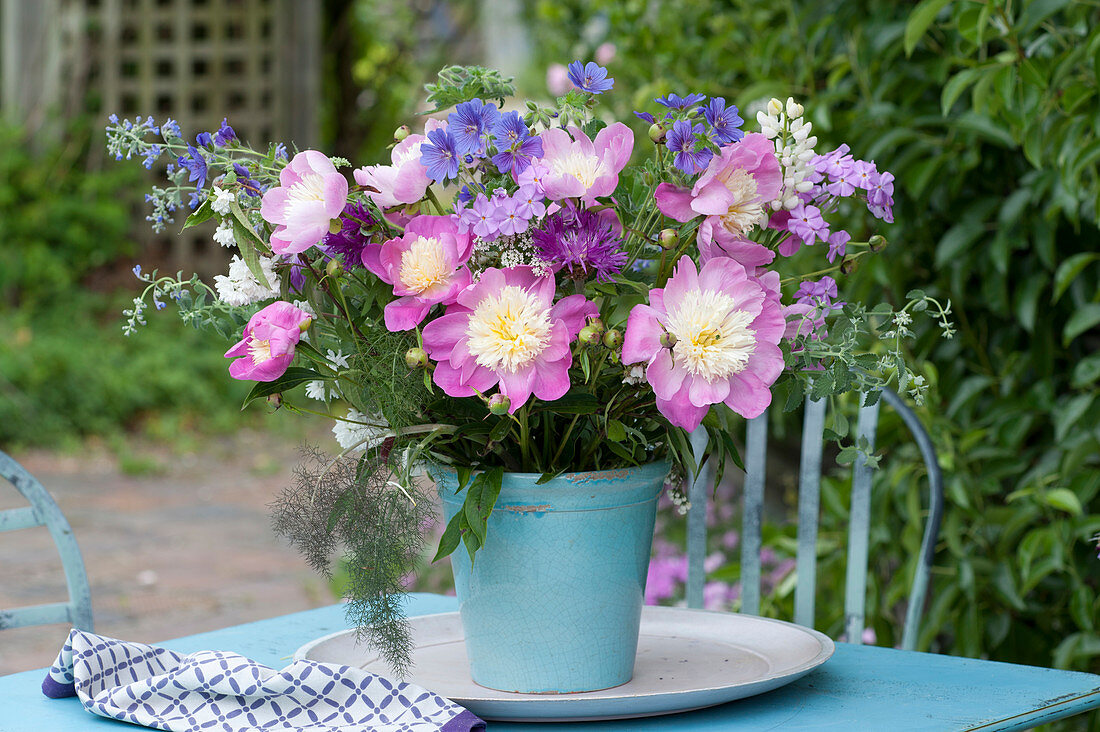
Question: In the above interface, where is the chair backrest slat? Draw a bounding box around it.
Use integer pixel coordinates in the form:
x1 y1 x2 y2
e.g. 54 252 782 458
0 505 42 532
794 397 827 628
1 451 94 632
740 411 769 616
844 399 881 644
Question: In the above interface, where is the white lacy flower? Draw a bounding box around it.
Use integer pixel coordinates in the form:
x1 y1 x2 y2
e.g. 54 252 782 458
326 349 350 369
213 220 236 248
211 186 235 215
292 299 316 318
332 409 390 453
213 255 279 307
305 380 328 401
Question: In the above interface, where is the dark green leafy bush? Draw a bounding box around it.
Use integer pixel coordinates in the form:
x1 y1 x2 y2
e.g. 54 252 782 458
529 0 1100 673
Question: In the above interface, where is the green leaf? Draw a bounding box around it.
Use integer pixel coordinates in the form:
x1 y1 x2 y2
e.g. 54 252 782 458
1071 353 1100 388
1041 488 1084 516
941 67 984 115
241 366 322 407
183 199 214 229
606 418 627 442
432 511 463 562
1054 393 1095 442
904 0 954 56
1063 304 1100 346
541 391 601 414
1053 253 1100 303
935 218 986 267
228 202 269 284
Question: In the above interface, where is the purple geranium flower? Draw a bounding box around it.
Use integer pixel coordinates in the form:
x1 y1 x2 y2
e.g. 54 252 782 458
634 111 657 124
491 111 544 174
213 118 236 146
322 201 375 268
703 97 744 145
666 120 713 175
195 131 213 147
567 61 614 94
532 205 627 282
448 99 500 157
655 93 707 111
420 128 462 182
177 145 208 189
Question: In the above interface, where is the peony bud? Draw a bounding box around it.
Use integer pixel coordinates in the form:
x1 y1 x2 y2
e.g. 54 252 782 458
578 324 603 347
660 331 677 349
587 318 605 335
649 123 666 143
394 125 410 141
405 347 429 369
602 329 623 349
298 317 312 333
329 218 343 235
326 258 344 278
659 228 679 250
869 234 888 252
840 257 859 275
487 393 511 415
267 393 283 409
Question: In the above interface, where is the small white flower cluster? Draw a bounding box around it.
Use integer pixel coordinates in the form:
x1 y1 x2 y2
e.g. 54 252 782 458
121 296 148 336
306 349 349 402
471 232 552 277
623 363 646 385
667 483 692 516
213 255 279 307
213 221 236 248
757 97 818 210
211 186 235 215
332 408 390 453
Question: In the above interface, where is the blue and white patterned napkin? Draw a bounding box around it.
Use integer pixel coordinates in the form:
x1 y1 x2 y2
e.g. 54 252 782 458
43 629 484 731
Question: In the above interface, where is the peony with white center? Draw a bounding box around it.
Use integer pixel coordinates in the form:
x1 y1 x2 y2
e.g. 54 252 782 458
284 173 328 217
551 151 604 189
664 289 757 381
465 285 553 372
399 237 451 294
715 169 766 237
213 255 279 307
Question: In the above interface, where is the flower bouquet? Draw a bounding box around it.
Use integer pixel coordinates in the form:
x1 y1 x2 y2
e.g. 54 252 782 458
108 62 950 687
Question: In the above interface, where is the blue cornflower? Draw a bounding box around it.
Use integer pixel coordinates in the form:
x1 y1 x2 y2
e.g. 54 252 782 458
655 93 707 111
666 120 713 175
448 99 500 156
177 145 208 189
142 145 162 170
195 131 213 147
703 97 744 145
420 128 461 182
567 61 614 94
213 118 236 146
161 118 181 139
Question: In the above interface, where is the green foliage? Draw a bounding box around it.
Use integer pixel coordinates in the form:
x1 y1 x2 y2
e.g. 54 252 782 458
0 120 140 308
529 0 1100 674
423 65 516 113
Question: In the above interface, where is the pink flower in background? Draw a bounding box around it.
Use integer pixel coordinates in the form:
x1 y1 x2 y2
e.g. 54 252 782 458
362 215 474 331
546 63 571 96
224 301 312 382
537 123 634 204
261 151 348 255
595 42 617 66
622 256 785 430
353 135 433 209
422 267 596 413
654 133 781 269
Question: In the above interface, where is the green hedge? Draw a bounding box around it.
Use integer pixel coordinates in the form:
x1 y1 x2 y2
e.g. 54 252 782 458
528 0 1100 673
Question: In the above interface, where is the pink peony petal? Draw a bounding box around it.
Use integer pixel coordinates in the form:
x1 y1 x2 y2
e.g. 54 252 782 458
383 298 432 331
688 375 731 408
654 183 697 223
549 294 598 339
622 304 664 365
531 355 572 403
655 392 709 431
646 350 687 401
498 366 536 411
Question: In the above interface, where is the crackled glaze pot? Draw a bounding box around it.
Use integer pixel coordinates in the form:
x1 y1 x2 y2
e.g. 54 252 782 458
434 462 667 694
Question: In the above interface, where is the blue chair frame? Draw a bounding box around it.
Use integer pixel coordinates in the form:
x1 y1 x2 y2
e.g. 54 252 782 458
686 388 944 651
0 451 94 632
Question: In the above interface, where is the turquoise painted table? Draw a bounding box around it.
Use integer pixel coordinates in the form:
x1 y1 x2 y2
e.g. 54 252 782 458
2 593 1098 730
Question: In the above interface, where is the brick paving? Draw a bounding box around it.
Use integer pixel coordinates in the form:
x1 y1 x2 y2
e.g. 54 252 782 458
0 429 335 675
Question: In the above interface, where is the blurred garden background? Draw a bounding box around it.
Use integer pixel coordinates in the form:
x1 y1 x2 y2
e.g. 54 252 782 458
2 0 1099 697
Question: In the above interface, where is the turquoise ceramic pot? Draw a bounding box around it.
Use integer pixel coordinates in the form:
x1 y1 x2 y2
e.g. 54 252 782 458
435 462 668 694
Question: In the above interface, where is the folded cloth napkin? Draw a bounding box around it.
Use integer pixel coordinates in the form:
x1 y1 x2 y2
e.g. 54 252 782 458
43 629 484 732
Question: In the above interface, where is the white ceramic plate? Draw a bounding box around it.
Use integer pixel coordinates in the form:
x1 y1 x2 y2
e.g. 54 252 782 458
294 606 834 722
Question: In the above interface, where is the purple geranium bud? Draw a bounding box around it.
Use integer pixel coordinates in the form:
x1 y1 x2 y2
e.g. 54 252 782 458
195 131 213 147
214 117 236 146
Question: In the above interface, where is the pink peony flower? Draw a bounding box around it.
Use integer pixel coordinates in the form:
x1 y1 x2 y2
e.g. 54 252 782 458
362 215 475 331
353 134 433 210
537 123 634 204
621 256 785 430
421 266 596 413
260 151 348 256
653 134 782 270
224 301 312 382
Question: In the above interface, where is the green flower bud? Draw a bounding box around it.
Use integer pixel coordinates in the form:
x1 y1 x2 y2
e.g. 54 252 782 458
840 257 859 275
659 228 679 250
659 331 677 349
488 393 511 415
298 317 312 333
267 393 283 409
326 258 344 279
869 234 888 252
405 347 429 370
394 125 410 141
588 318 605 335
649 123 666 144
602 329 623 349
578 324 602 347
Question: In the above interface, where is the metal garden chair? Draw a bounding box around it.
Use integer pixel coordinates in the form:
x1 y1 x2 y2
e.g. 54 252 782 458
686 389 944 651
0 450 94 632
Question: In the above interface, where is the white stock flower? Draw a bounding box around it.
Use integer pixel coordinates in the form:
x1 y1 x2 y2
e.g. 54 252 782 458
213 255 279 307
213 220 236 247
211 186 235 215
332 408 390 453
758 97 818 211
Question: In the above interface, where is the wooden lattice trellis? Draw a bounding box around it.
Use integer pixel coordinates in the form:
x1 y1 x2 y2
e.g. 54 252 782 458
2 0 320 274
